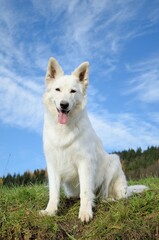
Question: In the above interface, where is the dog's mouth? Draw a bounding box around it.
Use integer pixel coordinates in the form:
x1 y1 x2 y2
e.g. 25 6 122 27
57 108 70 124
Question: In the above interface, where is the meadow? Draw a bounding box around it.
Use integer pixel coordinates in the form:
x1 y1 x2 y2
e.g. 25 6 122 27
0 177 159 240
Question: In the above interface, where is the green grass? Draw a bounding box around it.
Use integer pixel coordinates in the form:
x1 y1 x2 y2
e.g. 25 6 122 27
0 178 159 240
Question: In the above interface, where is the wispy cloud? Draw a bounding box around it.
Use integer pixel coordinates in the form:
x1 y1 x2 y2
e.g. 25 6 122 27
89 111 159 151
125 55 159 103
1 0 159 73
32 0 159 72
0 67 43 132
87 83 159 151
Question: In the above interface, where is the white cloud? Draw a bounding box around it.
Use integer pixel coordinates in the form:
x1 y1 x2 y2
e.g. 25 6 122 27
125 56 159 103
89 111 159 151
31 0 159 73
1 0 159 75
87 84 159 151
0 68 44 133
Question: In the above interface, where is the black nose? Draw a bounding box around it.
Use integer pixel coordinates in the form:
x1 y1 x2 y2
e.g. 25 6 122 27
60 101 69 110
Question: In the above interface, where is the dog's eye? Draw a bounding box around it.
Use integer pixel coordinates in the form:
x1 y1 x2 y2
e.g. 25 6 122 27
55 88 60 92
70 89 76 93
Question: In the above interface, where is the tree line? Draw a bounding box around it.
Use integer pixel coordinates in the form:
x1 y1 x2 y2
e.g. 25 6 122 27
116 146 159 179
1 146 159 186
1 169 47 187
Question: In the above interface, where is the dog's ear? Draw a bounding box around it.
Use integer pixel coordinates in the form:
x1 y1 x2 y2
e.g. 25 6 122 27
72 62 89 88
45 58 63 88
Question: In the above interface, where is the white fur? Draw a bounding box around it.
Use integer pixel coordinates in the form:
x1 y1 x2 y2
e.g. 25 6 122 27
40 58 148 222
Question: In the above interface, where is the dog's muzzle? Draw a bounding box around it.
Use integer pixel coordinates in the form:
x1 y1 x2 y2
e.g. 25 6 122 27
60 100 69 111
57 100 70 124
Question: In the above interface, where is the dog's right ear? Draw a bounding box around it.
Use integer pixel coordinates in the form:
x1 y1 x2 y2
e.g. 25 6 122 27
45 58 63 88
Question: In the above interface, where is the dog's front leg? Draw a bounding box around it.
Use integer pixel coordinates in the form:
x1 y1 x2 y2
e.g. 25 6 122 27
40 162 60 216
78 159 94 222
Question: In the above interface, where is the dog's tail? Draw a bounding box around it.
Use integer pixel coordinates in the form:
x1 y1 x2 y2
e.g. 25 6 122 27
127 185 149 197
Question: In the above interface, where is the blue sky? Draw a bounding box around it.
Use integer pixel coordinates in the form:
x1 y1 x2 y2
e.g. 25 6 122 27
0 0 159 177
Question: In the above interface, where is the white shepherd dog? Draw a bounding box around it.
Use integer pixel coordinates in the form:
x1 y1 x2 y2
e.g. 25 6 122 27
40 58 148 222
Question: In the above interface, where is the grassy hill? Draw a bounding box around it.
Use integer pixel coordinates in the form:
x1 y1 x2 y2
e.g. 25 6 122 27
0 178 159 240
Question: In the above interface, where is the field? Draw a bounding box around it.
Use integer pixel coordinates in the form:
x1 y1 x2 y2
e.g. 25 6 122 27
0 178 159 240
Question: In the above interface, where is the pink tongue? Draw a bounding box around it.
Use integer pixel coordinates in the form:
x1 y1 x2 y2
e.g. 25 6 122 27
58 111 68 124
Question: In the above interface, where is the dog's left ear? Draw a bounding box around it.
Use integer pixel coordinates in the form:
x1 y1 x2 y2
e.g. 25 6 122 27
72 62 89 89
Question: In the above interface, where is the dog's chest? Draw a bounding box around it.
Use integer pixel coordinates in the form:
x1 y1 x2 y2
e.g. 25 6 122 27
53 148 79 182
44 125 80 181
44 121 81 149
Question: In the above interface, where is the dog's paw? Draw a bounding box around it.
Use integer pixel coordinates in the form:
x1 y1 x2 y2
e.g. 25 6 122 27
39 209 56 216
78 209 93 223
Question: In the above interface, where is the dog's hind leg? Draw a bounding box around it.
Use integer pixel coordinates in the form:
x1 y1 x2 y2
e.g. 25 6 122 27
111 173 128 200
63 180 80 199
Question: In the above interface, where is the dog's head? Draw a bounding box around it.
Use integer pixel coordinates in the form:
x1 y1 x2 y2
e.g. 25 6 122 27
44 58 89 124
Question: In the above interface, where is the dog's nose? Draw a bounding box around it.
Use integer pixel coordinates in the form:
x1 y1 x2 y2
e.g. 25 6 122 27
60 101 69 110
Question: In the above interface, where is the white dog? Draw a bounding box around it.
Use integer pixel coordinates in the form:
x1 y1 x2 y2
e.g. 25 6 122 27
40 58 148 222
